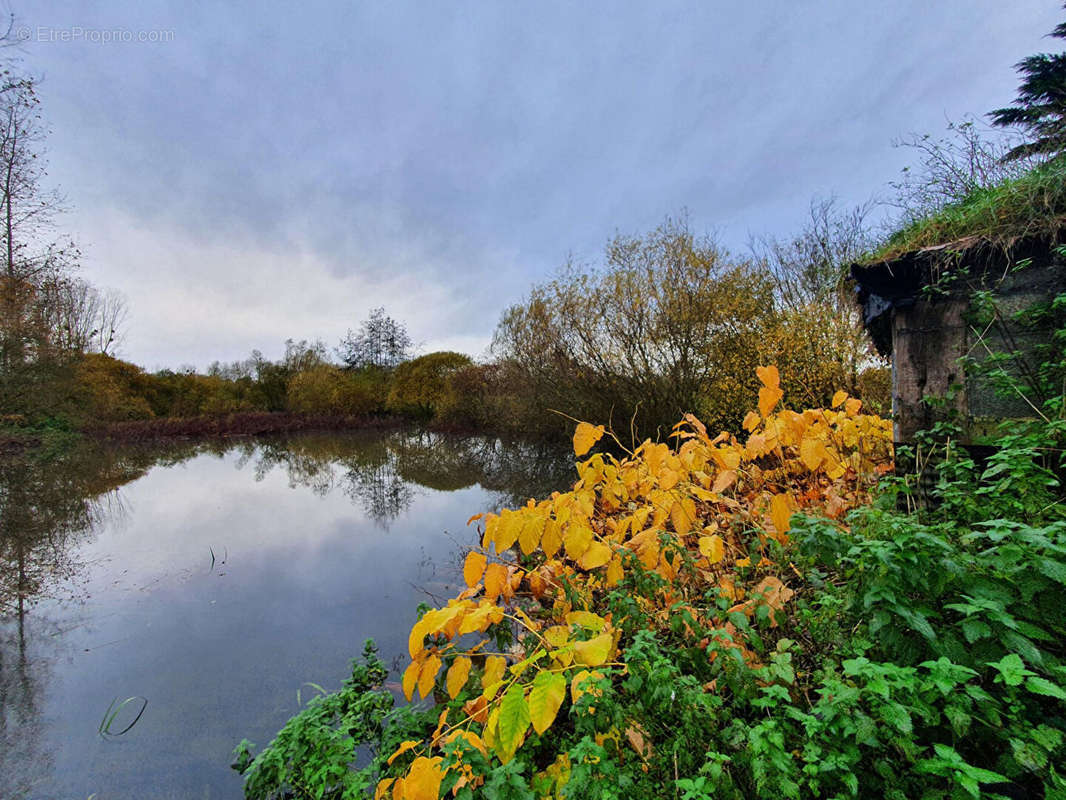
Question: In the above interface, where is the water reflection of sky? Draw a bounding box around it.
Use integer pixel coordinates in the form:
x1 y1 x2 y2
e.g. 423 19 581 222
0 432 570 799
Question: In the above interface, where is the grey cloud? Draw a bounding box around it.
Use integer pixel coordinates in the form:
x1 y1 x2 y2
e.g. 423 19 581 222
19 0 1062 367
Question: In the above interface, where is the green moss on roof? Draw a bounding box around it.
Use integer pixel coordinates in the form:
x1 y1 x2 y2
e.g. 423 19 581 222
864 153 1066 264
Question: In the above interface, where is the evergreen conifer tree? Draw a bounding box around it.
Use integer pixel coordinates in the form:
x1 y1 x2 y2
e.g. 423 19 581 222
990 7 1066 160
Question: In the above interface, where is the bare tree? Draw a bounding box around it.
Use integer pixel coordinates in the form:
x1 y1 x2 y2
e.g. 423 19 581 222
337 308 412 370
751 196 876 311
0 70 80 375
749 197 883 405
887 118 1045 225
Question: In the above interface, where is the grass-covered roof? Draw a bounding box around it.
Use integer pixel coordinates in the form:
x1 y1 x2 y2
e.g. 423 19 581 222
863 153 1066 265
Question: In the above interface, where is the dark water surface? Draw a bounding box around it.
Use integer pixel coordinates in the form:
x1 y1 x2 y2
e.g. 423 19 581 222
0 430 570 799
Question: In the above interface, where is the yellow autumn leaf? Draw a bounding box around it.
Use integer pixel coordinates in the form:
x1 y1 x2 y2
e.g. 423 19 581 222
659 467 680 491
845 397 862 416
670 497 696 536
463 551 487 588
402 660 420 701
578 540 612 570
605 556 624 587
565 610 606 631
518 514 544 555
758 385 784 417
541 517 563 558
458 602 503 634
483 563 509 601
482 704 501 751
717 447 742 470
493 510 522 552
570 669 604 704
544 625 570 648
408 617 430 659
417 655 442 700
446 657 472 699
573 422 605 457
712 469 737 493
831 390 848 408
770 493 792 534
528 671 567 734
482 655 507 694
756 364 780 389
563 525 593 559
387 740 419 766
698 533 725 564
742 411 761 432
799 436 825 471
404 756 445 800
574 632 613 666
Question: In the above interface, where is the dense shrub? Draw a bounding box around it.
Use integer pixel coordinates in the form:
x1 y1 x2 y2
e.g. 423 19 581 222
387 352 473 419
74 353 156 421
286 365 385 416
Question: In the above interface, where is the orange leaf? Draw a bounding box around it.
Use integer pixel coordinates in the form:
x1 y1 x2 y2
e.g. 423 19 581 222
756 364 780 389
712 470 737 493
463 694 488 724
799 437 824 471
831 390 848 409
758 385 784 417
463 551 487 588
573 422 605 456
770 493 792 535
483 563 509 601
752 575 795 620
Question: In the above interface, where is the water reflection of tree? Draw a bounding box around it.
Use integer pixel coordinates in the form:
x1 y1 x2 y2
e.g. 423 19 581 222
247 430 573 526
0 442 173 798
0 429 570 795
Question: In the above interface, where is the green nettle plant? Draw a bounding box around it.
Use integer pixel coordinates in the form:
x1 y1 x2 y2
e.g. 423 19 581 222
234 302 1066 800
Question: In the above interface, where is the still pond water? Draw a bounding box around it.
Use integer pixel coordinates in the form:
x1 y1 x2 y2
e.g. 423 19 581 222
0 430 571 799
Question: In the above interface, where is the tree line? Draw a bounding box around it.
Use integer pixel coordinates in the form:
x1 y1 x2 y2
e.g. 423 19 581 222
0 54 128 428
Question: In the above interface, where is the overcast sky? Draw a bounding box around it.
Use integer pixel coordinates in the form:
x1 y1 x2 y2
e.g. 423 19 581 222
14 1 1063 369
